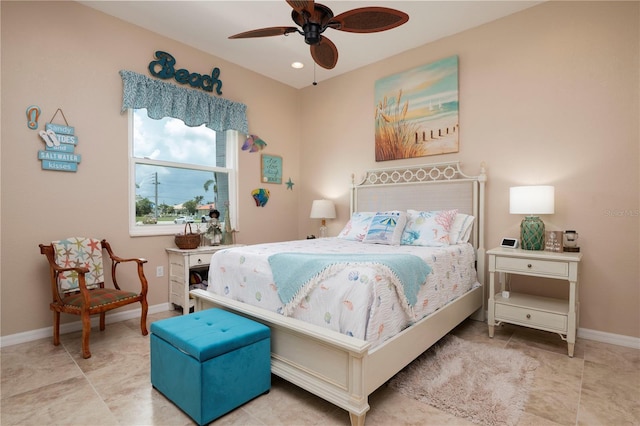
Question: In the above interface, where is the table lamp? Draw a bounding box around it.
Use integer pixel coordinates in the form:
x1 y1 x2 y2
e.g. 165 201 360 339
310 199 336 238
509 185 555 250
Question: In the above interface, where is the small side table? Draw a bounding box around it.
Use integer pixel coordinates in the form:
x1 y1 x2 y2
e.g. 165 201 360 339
487 247 582 357
165 245 244 314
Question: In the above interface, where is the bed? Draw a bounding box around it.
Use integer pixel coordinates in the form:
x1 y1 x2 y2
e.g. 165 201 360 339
190 161 487 425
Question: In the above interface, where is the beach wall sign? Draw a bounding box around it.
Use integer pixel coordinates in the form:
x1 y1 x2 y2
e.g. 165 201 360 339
148 51 223 95
261 154 282 184
37 121 81 172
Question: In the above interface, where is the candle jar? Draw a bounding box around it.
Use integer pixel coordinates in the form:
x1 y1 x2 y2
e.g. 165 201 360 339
563 230 579 252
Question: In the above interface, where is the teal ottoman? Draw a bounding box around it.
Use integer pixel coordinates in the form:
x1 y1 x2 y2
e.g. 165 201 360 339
150 308 271 425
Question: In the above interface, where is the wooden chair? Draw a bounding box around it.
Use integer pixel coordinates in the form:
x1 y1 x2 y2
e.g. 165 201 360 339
39 237 149 358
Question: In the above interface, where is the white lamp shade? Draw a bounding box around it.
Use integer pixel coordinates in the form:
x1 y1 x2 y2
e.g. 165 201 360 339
310 199 336 219
509 186 555 215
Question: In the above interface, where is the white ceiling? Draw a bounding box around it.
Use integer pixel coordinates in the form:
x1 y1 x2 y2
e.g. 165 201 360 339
80 1 541 89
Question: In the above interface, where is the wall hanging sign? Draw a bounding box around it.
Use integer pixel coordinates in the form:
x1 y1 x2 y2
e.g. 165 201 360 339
148 51 223 95
37 108 81 172
374 55 459 161
261 154 282 184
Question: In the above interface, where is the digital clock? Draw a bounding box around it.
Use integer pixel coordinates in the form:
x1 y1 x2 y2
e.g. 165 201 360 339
500 237 518 248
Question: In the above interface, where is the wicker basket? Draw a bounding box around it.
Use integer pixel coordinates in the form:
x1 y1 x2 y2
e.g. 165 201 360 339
175 223 200 249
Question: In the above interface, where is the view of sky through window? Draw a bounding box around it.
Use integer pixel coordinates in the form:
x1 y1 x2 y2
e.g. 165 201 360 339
133 109 226 212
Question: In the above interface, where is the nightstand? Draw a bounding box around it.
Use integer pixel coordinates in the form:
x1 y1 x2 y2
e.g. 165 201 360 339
165 245 244 315
487 247 582 357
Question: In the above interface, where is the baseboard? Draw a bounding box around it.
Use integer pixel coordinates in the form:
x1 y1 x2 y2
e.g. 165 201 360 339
578 327 640 350
481 309 639 350
2 305 639 351
0 303 172 349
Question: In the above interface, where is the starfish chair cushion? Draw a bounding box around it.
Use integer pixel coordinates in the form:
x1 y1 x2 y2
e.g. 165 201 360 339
53 237 104 293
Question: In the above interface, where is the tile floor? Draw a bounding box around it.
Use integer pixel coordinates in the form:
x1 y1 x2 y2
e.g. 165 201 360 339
1 310 638 425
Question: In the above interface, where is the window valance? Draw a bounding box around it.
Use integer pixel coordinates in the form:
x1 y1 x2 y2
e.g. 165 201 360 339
119 70 248 134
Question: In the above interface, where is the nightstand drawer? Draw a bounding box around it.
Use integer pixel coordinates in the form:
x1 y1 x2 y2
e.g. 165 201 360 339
167 245 245 315
495 303 567 331
169 279 186 295
495 256 568 277
169 292 194 309
189 254 212 268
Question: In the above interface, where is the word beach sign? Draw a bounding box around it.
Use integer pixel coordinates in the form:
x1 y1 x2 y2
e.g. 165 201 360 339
148 51 223 95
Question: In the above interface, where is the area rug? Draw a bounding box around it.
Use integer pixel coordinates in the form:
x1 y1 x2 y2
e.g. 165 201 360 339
388 335 539 426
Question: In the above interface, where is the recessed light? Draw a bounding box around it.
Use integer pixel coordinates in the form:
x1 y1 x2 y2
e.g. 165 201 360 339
291 62 304 69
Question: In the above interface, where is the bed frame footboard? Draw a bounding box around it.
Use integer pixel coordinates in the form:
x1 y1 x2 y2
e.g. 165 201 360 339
191 289 372 422
190 285 483 425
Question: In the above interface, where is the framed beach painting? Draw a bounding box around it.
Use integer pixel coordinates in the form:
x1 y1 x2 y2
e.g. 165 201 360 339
374 55 459 161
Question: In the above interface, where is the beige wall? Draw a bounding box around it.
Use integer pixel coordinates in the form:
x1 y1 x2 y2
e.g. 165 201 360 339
297 1 639 338
1 1 638 340
0 1 301 336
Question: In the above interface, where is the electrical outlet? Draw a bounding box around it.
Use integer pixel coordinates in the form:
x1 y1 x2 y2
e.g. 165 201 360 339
156 266 164 277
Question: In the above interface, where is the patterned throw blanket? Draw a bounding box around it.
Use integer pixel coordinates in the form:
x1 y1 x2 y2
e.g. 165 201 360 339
268 253 432 316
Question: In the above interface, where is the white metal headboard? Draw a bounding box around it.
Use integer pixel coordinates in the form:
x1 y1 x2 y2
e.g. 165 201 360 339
351 161 487 286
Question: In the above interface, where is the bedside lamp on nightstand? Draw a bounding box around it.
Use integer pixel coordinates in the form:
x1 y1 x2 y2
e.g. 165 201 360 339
310 199 336 238
510 185 555 250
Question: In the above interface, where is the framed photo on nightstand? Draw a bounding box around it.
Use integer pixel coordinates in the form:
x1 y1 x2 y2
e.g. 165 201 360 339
545 230 563 252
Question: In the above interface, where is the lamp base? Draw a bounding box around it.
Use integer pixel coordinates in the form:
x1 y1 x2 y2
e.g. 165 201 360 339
318 224 328 238
520 216 545 250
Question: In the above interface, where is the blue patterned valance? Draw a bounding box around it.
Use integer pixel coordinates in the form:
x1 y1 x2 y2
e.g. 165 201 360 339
119 70 248 134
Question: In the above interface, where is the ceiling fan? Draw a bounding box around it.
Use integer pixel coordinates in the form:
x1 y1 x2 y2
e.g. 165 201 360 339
228 0 409 70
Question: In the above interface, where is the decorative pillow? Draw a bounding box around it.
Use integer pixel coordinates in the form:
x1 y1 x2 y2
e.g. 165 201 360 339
52 237 104 294
401 209 458 246
337 212 375 241
449 214 475 244
362 211 407 246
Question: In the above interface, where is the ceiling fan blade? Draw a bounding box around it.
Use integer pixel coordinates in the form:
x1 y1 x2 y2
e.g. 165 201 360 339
331 7 409 33
291 2 332 28
286 0 314 14
310 37 338 69
229 27 298 39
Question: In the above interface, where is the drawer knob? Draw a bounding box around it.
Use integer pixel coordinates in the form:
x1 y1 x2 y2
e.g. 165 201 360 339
527 264 532 268
197 259 202 264
526 314 531 319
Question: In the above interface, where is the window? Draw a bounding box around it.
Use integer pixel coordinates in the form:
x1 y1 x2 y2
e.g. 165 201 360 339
129 109 238 236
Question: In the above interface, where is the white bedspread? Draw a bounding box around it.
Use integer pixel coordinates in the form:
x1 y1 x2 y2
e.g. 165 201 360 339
206 238 479 348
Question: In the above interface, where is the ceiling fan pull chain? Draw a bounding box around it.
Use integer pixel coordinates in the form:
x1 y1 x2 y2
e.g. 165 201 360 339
313 62 317 86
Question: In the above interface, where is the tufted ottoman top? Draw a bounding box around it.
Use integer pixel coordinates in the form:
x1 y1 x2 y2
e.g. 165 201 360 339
150 309 270 362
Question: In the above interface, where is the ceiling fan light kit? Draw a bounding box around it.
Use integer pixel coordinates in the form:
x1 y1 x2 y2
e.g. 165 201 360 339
228 0 409 70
